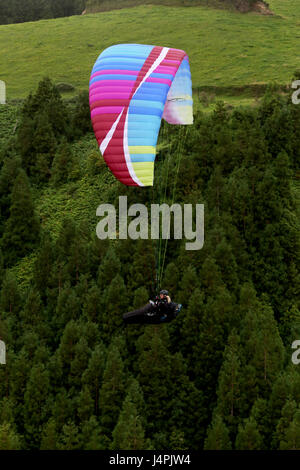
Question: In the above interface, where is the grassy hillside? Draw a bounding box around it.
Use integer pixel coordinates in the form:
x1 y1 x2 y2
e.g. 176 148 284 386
268 0 300 17
0 2 299 100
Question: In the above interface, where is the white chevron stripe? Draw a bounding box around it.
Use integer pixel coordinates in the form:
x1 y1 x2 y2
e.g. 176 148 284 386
132 47 169 98
123 109 144 187
100 108 124 155
123 47 169 186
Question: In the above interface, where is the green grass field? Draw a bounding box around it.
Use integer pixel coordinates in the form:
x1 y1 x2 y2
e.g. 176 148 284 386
0 1 299 100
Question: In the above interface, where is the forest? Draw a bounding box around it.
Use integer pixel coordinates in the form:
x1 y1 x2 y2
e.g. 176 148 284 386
0 76 299 450
0 0 85 25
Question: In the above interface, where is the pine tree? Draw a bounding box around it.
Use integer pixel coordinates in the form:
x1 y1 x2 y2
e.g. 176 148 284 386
33 232 55 298
88 235 109 279
67 228 90 284
215 332 241 435
273 399 298 450
161 262 180 294
199 256 224 297
23 364 51 448
21 288 43 328
51 139 78 185
9 350 31 431
101 274 128 342
279 410 300 450
235 417 263 450
72 91 92 138
190 287 233 402
136 328 173 436
0 248 4 288
204 415 232 450
177 265 199 304
127 240 156 294
52 389 74 434
82 282 102 323
25 77 70 140
0 423 21 450
111 380 148 450
180 288 204 360
58 421 80 450
40 418 57 450
169 428 187 451
55 216 77 263
206 166 225 217
54 285 81 334
168 351 206 449
0 154 22 235
98 245 121 289
240 297 285 397
77 386 94 424
0 397 14 424
0 272 21 316
1 170 40 267
80 415 108 450
268 367 300 434
249 398 271 450
214 237 239 294
82 343 106 416
130 286 149 309
57 320 81 380
69 338 91 389
32 111 56 181
16 116 36 172
99 344 126 435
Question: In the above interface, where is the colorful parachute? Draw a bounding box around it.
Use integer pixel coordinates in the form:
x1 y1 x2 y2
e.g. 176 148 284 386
89 44 193 186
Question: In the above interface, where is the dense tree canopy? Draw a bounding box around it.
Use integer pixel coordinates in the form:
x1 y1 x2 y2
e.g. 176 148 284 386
0 77 299 449
0 0 85 25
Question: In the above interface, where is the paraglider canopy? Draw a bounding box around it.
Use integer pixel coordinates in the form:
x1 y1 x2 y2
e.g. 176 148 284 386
89 44 193 187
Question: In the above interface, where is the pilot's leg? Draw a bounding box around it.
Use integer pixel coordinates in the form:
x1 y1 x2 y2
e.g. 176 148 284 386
123 303 154 324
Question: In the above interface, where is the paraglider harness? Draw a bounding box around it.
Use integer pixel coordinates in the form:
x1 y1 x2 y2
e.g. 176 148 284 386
123 291 182 325
148 296 173 321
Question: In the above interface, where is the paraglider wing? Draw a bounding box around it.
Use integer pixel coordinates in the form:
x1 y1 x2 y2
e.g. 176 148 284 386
89 44 193 186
